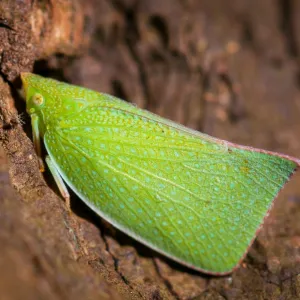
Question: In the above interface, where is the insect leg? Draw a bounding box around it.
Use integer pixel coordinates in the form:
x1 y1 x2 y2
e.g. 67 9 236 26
46 155 71 211
31 114 45 172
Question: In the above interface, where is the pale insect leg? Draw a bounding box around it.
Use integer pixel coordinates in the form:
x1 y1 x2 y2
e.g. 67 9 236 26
31 114 45 172
46 155 71 211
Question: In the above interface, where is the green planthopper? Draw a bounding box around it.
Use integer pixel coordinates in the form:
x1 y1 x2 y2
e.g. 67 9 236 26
21 72 299 275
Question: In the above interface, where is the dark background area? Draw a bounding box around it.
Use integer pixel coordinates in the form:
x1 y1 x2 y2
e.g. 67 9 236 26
1 0 300 299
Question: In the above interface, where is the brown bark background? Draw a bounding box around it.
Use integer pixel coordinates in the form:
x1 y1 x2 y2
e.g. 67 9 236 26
1 0 300 299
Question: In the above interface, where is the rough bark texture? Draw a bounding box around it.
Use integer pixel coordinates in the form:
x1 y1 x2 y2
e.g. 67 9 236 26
1 0 300 299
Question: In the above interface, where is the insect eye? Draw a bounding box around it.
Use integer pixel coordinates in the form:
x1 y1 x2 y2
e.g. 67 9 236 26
32 94 44 106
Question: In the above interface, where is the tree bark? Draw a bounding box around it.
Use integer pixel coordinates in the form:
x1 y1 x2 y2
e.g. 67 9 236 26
1 0 300 299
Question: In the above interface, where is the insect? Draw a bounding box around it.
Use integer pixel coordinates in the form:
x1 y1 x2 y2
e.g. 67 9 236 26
21 72 299 275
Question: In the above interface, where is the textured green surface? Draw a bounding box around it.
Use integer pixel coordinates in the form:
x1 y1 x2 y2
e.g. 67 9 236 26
22 73 299 275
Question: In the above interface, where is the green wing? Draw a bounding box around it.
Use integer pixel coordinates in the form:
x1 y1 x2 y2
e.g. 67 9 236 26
44 96 298 274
